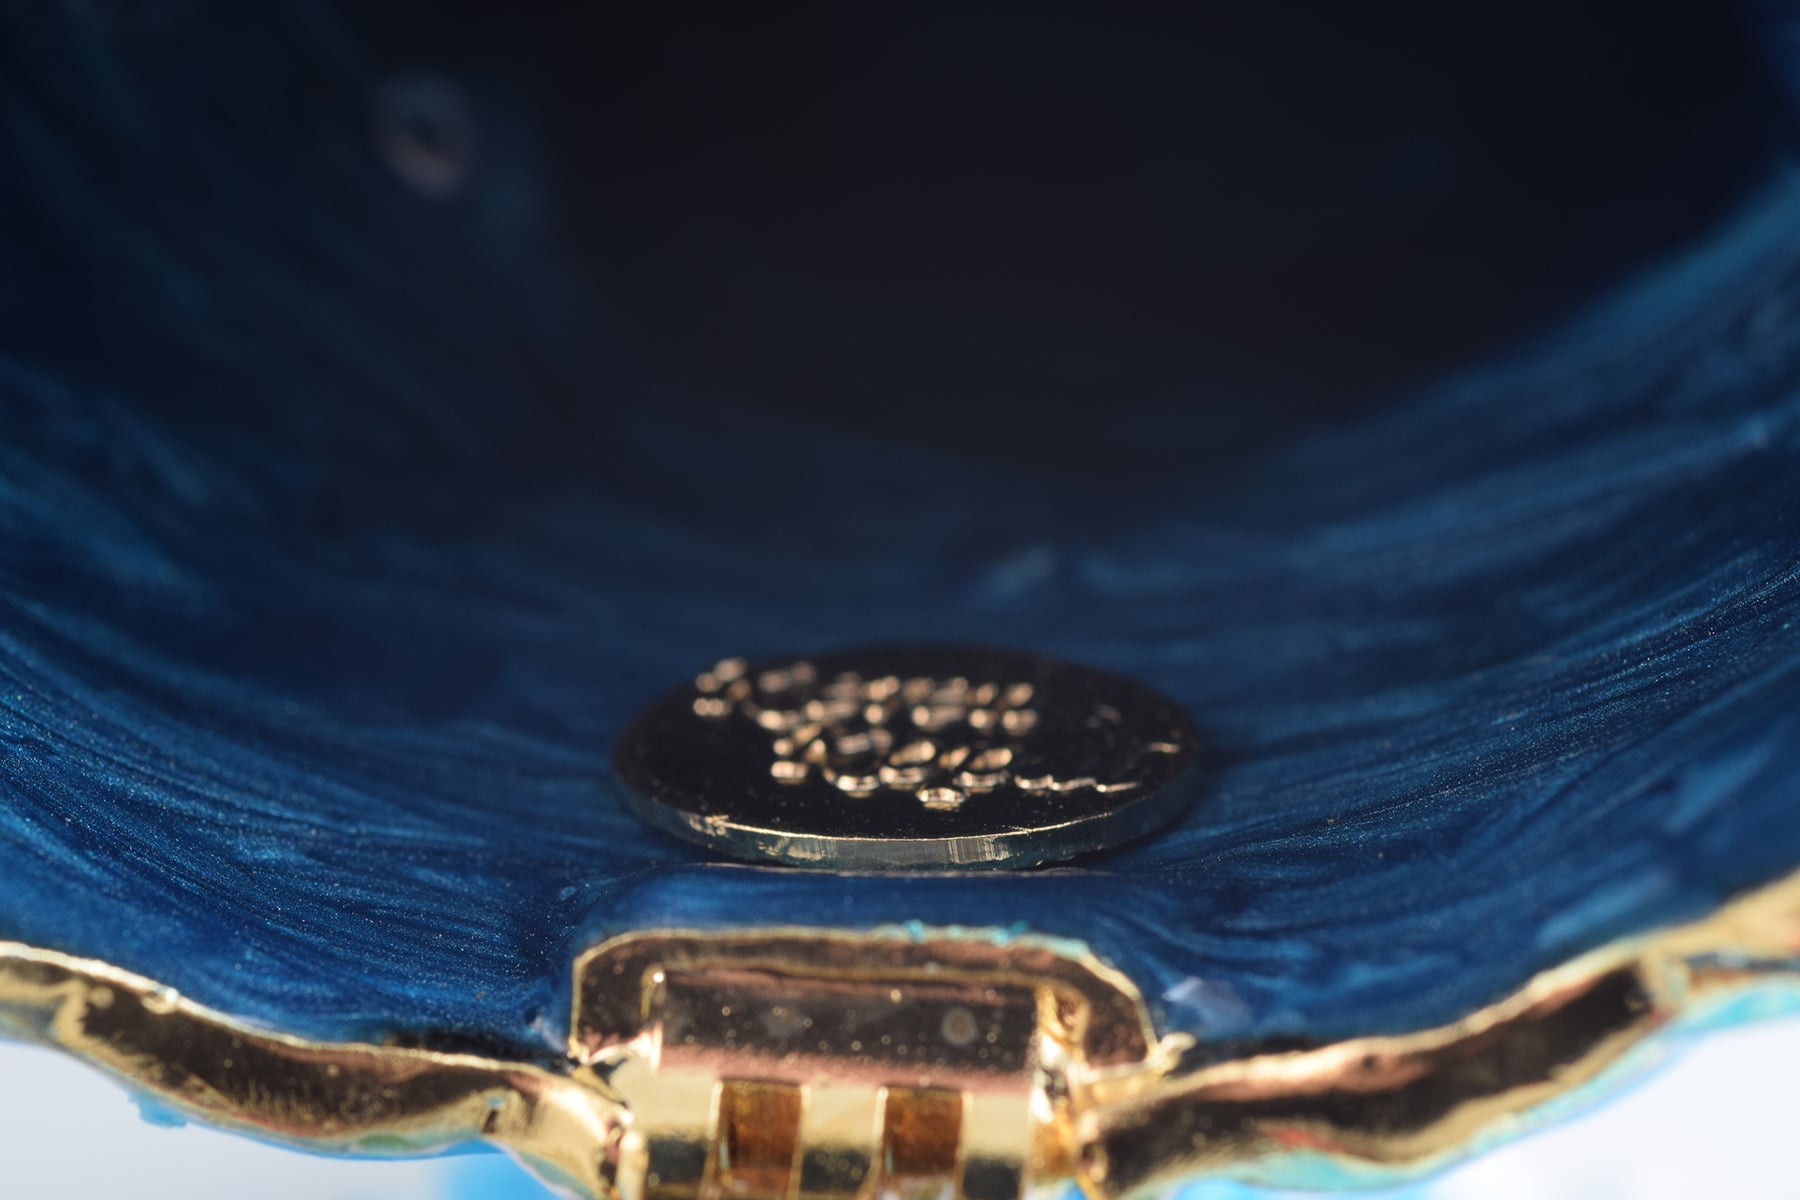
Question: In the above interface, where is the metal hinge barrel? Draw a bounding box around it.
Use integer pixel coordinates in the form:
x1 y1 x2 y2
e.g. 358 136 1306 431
569 930 1158 1200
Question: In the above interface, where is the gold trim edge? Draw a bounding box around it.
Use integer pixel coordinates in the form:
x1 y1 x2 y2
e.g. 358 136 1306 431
0 872 1796 1199
0 943 621 1196
1083 871 1800 1197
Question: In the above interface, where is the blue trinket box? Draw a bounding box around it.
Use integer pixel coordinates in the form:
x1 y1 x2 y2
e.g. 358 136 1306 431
4 4 1800 1197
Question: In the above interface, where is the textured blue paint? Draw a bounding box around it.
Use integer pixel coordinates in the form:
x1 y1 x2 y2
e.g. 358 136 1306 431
2 4 1799 1077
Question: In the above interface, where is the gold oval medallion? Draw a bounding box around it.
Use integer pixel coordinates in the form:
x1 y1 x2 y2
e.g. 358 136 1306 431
614 646 1200 869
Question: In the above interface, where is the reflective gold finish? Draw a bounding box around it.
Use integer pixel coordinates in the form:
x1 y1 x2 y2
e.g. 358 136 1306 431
0 942 625 1196
5 873 1800 1198
691 658 1078 809
568 928 1158 1200
615 648 1202 870
1078 870 1800 1197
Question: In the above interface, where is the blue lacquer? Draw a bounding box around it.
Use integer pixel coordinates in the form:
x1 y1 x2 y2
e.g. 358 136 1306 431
2 4 1799 1074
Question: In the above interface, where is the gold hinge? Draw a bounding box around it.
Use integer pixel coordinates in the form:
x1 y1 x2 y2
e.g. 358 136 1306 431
569 929 1165 1200
12 874 1800 1200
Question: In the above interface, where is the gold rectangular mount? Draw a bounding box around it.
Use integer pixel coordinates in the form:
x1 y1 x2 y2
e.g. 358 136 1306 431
569 929 1160 1200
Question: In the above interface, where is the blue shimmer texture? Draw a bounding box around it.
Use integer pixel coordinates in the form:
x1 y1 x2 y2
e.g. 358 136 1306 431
2 3 1799 1068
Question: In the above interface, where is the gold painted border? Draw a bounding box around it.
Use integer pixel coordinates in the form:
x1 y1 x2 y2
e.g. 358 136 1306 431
1079 871 1800 1197
3 871 1798 1198
0 944 623 1195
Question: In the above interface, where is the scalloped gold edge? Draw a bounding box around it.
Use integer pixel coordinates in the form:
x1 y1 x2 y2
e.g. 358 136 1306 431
1077 870 1800 1198
0 944 623 1195
3 871 1798 1199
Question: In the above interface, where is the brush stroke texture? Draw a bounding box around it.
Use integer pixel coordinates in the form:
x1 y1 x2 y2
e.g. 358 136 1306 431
1 4 1798 1070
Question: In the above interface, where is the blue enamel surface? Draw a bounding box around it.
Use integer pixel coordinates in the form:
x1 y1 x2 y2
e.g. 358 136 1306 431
3 4 1800 1071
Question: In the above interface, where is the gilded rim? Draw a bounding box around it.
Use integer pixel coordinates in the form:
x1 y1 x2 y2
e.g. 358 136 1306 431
3 871 1799 1197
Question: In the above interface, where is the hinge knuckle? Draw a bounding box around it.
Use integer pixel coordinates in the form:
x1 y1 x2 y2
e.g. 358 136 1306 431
571 930 1156 1200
